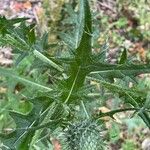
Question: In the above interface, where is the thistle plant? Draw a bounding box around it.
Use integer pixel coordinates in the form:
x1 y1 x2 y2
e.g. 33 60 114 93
61 120 104 150
0 0 150 149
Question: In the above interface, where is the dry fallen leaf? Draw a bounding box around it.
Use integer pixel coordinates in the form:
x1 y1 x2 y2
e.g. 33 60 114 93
0 87 7 93
12 2 24 12
23 1 32 10
52 139 61 150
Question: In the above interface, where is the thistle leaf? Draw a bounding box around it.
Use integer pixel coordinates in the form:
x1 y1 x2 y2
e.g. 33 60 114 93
33 50 63 72
89 63 150 78
0 67 52 92
119 48 127 64
75 0 92 64
62 0 92 104
0 97 54 150
0 16 28 36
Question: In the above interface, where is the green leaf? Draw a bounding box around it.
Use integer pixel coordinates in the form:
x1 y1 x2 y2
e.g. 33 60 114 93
33 50 64 72
0 16 28 36
138 111 150 128
61 0 92 103
15 52 29 66
87 76 150 128
0 97 53 150
119 48 127 64
0 67 52 92
86 76 142 106
25 24 36 45
75 0 92 64
89 63 150 78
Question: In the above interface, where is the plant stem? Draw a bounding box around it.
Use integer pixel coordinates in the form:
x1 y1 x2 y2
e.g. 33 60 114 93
81 100 90 119
97 107 150 118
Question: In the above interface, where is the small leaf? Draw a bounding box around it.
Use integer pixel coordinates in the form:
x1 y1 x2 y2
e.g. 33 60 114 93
119 48 127 64
26 24 36 45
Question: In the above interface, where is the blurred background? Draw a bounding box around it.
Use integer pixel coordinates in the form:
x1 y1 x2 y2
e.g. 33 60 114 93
0 0 150 149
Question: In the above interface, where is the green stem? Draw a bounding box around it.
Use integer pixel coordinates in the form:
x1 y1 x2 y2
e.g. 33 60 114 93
97 107 150 118
81 100 90 119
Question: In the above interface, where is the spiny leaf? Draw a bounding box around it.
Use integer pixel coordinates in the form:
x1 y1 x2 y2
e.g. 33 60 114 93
86 76 141 106
0 67 52 92
0 97 53 149
61 0 92 104
75 0 92 64
119 48 127 64
0 33 30 52
87 76 150 128
33 50 63 72
88 63 150 78
0 16 28 36
138 111 150 128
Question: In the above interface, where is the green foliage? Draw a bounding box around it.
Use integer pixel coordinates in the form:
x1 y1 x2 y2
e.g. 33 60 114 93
0 0 150 149
0 16 28 36
109 123 120 143
122 140 137 150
